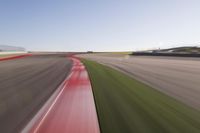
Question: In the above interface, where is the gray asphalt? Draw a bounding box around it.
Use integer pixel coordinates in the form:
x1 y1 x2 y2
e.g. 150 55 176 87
0 54 72 133
79 54 200 110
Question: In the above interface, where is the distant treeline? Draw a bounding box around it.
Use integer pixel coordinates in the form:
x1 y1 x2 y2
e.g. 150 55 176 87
132 52 200 57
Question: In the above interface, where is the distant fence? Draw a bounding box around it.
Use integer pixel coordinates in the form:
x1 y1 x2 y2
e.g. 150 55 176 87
132 52 200 57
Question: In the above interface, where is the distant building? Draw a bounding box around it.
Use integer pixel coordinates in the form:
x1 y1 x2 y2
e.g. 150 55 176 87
87 51 93 53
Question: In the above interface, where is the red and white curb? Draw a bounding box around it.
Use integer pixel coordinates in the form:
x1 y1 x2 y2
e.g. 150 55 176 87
22 56 100 133
0 54 32 61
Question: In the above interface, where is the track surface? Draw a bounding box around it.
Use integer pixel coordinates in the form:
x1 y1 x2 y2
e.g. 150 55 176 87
27 57 100 133
80 54 200 110
0 54 31 61
0 54 72 133
82 59 200 133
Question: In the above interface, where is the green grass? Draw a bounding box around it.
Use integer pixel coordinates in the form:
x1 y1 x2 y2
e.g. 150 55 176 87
82 59 200 133
0 54 20 58
0 54 10 57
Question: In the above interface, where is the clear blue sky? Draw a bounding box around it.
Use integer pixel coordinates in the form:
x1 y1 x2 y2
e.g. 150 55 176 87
0 0 200 51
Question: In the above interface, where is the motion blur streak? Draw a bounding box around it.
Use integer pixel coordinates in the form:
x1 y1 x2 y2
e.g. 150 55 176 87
80 54 200 110
0 54 72 133
29 57 100 133
0 54 32 61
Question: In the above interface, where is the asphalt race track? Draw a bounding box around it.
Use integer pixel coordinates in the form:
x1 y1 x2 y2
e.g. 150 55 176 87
79 54 200 110
0 54 72 133
26 57 100 133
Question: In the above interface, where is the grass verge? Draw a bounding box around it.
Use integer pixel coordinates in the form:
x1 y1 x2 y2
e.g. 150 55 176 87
82 59 200 133
0 54 20 58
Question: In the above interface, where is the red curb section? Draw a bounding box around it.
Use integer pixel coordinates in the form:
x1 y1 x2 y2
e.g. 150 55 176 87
0 54 32 61
26 57 100 133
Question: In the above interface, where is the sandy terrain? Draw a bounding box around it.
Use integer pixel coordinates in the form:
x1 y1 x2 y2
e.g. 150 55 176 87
79 53 200 110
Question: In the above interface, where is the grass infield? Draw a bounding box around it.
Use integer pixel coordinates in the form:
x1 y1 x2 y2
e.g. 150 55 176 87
82 59 200 133
0 54 20 58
